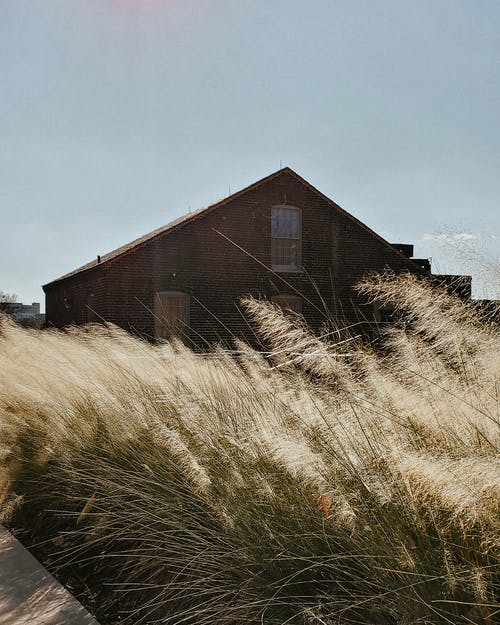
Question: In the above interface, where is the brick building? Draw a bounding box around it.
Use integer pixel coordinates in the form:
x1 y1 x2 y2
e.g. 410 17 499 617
1 301 45 327
43 168 429 347
2 301 41 319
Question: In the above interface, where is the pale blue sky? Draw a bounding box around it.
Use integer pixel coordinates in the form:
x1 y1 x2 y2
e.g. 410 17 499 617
1 0 499 307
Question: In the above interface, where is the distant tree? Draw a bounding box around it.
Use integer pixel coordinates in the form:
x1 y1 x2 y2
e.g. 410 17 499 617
0 291 17 313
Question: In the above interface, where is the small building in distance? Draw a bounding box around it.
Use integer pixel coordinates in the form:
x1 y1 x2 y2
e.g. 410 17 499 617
43 168 432 347
1 302 45 327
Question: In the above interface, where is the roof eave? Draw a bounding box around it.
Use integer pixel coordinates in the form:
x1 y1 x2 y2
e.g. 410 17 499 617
42 168 294 289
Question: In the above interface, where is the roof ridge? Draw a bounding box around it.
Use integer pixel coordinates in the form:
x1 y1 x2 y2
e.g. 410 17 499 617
43 166 423 289
283 168 424 271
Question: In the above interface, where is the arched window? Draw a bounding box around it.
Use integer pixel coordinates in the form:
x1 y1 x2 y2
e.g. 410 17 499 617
154 291 190 340
271 206 301 271
271 294 302 314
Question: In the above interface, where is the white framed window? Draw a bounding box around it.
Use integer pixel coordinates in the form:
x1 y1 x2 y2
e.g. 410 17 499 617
271 293 302 314
271 206 301 271
154 291 190 340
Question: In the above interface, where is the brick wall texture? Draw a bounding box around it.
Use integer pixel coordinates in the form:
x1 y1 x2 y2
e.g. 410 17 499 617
43 169 423 348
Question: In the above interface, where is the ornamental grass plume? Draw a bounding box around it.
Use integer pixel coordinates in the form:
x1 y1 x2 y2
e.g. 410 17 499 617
0 273 498 624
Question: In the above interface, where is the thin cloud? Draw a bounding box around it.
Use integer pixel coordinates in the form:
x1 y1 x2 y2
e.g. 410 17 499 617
422 233 478 242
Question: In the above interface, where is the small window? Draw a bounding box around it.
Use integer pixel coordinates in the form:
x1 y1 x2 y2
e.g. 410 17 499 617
271 206 301 271
271 294 302 314
86 305 97 323
155 291 190 340
373 301 394 324
86 293 96 322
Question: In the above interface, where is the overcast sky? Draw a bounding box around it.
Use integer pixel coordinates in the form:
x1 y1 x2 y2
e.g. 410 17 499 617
1 0 499 308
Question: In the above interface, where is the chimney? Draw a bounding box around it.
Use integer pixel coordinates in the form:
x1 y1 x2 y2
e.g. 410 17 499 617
390 243 414 258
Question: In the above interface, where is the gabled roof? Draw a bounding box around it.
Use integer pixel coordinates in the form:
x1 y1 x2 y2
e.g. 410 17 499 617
43 167 420 288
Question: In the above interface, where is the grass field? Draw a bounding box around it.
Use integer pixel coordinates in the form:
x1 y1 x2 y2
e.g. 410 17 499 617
0 273 498 624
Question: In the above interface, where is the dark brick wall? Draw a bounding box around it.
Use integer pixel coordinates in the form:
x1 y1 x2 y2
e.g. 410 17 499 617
44 269 108 327
44 171 422 347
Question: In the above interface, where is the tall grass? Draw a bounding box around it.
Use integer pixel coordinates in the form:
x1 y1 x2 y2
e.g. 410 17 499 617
0 273 498 624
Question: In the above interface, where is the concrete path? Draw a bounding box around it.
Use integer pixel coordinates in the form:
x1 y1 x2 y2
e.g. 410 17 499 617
0 525 99 625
